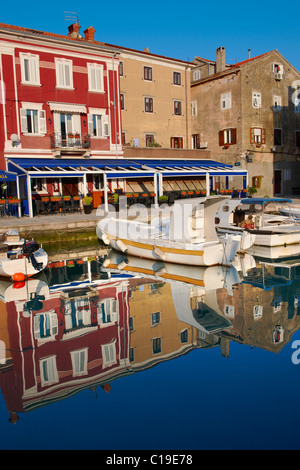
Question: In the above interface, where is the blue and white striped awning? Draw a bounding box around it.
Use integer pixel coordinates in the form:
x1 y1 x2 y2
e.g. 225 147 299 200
7 158 247 178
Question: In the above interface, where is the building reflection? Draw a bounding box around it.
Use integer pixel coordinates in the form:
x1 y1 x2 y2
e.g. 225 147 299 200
0 251 299 422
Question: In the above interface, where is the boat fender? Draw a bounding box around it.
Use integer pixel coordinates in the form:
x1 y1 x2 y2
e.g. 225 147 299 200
117 260 128 270
153 247 166 261
116 239 128 253
12 272 26 282
101 233 110 245
13 281 26 289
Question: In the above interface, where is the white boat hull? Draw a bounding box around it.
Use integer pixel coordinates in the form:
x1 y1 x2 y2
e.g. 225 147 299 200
0 248 48 278
106 233 226 266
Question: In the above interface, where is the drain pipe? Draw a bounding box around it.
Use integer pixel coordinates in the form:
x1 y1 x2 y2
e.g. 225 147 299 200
112 52 119 158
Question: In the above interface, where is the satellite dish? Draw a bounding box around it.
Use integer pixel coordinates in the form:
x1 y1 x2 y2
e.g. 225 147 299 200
10 134 20 146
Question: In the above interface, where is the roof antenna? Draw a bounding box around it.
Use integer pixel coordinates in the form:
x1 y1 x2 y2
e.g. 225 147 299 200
64 11 79 23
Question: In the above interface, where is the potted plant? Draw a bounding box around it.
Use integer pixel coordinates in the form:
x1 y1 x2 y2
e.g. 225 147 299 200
83 195 93 214
158 195 168 205
247 186 257 196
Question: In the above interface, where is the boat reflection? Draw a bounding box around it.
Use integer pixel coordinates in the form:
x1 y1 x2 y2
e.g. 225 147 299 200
0 248 300 423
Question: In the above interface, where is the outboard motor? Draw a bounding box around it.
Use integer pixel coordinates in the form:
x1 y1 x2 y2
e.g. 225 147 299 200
22 240 40 255
22 241 43 271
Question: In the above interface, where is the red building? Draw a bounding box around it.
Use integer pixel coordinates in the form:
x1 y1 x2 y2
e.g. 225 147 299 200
0 273 131 420
0 22 123 216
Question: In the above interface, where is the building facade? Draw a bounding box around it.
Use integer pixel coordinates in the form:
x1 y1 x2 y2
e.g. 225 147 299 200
190 48 300 196
0 22 123 215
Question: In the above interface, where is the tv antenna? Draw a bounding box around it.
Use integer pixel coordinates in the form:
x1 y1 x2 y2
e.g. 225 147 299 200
64 11 79 23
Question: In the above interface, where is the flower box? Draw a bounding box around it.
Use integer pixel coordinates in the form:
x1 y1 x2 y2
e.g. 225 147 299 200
73 196 80 201
50 197 61 202
8 199 20 204
63 196 71 200
75 133 80 139
0 199 5 204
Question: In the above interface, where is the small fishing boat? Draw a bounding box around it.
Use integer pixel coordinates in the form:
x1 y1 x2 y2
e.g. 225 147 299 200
0 230 48 280
97 196 242 267
216 198 300 255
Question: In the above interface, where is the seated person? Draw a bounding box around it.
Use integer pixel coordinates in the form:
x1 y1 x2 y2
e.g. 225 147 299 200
239 214 255 229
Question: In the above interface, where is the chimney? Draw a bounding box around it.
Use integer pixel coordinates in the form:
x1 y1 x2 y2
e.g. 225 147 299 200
216 46 226 73
248 49 251 59
68 22 81 38
84 26 96 42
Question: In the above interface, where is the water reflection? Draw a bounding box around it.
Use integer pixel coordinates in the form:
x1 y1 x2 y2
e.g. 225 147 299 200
0 247 300 424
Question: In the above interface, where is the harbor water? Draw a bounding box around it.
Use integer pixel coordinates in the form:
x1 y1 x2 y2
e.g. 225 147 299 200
0 243 300 451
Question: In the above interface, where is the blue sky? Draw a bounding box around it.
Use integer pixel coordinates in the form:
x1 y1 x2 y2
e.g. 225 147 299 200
1 0 300 71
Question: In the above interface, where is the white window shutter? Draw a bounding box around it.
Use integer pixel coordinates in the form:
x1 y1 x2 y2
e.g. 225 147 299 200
103 115 109 136
87 113 93 135
39 110 47 134
20 108 28 133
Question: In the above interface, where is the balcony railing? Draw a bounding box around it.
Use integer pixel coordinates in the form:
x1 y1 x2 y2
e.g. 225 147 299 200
50 133 90 150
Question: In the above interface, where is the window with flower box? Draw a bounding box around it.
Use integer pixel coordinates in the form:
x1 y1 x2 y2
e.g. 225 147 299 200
219 128 236 146
250 127 266 144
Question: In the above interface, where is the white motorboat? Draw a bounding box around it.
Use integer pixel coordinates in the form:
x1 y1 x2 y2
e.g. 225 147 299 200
97 196 242 267
102 250 241 335
279 205 300 220
216 198 300 254
0 230 48 280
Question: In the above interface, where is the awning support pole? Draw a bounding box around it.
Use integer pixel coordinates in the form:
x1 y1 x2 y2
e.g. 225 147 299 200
27 174 33 218
16 176 21 218
206 172 210 196
104 173 108 212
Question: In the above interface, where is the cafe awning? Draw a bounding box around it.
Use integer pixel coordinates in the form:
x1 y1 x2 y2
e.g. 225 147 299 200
7 158 154 178
7 157 247 178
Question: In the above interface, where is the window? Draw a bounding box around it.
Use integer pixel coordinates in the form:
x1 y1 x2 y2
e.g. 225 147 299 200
192 69 200 81
221 92 231 110
34 312 58 339
40 356 58 387
273 95 281 111
144 66 152 81
144 97 153 113
250 127 266 144
274 128 282 146
173 72 181 85
192 134 200 149
145 134 155 147
119 61 124 76
20 53 40 85
71 349 88 376
97 298 117 325
55 58 73 89
101 342 117 368
252 92 262 108
272 63 283 79
219 128 236 146
88 63 104 92
296 130 300 147
180 329 188 343
20 104 46 135
191 100 197 116
151 312 161 325
171 136 183 148
253 305 263 319
152 337 162 354
174 100 182 115
224 305 235 318
88 110 110 137
120 93 125 110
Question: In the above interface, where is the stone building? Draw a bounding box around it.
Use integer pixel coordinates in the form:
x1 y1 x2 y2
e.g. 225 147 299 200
190 48 300 196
